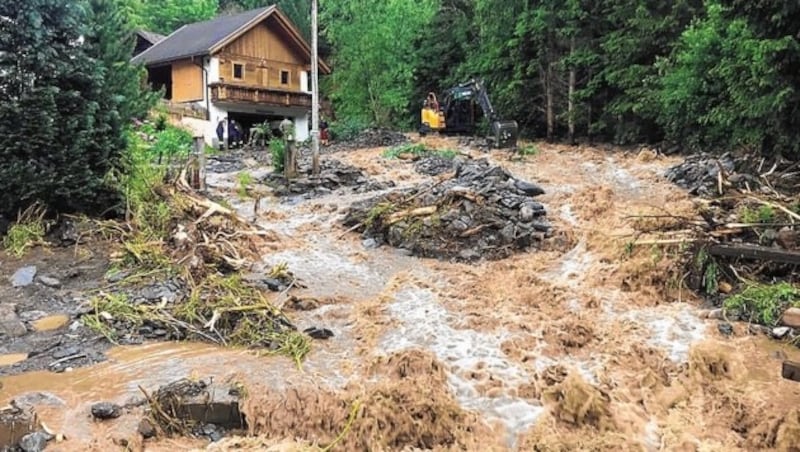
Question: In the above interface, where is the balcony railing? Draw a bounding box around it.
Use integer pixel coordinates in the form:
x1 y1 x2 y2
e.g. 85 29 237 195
209 83 311 108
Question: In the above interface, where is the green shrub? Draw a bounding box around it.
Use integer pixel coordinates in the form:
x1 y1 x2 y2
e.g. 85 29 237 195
723 282 800 326
519 143 540 156
382 143 457 160
270 138 287 173
329 117 368 141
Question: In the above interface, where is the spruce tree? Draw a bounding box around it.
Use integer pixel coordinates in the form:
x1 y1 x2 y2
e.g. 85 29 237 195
0 0 150 217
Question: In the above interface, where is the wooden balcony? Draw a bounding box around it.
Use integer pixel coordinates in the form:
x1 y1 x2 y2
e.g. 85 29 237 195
209 83 311 108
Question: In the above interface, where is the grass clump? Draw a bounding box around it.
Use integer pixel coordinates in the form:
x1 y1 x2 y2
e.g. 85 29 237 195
740 205 776 224
83 293 144 342
3 204 47 257
270 138 287 173
365 202 395 227
723 282 800 326
382 143 457 160
237 171 254 199
519 143 540 156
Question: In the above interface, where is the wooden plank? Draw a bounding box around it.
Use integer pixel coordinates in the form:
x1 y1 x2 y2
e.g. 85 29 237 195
708 244 800 265
782 360 800 382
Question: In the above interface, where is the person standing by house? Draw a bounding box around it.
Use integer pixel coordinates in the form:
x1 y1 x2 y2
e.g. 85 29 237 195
216 117 226 150
320 117 330 146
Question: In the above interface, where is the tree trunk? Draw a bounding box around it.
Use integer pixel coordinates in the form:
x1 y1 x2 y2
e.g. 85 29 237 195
546 63 554 141
568 37 576 145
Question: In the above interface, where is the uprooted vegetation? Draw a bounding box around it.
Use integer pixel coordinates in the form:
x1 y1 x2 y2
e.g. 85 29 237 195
343 157 552 261
60 120 311 363
653 150 800 330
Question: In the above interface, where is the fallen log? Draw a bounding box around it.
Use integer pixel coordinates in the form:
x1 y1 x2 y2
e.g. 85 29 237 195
708 244 800 265
386 205 437 225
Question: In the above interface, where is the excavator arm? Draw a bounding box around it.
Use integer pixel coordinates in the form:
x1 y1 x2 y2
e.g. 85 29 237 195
445 78 519 148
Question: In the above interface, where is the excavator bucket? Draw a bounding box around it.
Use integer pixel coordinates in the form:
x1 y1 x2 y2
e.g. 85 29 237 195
491 120 519 149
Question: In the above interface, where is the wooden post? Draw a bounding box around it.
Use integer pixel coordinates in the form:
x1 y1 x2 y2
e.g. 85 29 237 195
311 0 320 176
193 136 206 191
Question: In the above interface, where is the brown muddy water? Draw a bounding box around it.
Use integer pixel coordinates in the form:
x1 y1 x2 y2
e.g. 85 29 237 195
3 140 800 451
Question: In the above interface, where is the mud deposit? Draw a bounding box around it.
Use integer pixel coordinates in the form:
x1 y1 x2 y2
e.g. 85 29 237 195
3 138 800 451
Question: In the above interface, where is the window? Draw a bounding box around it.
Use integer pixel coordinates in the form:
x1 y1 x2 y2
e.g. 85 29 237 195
280 70 290 85
233 63 244 80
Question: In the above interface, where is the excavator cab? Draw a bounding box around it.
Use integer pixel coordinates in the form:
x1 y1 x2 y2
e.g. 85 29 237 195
418 79 518 148
420 92 446 133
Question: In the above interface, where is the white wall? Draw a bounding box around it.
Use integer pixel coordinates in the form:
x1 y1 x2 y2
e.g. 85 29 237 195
208 56 220 84
295 113 309 141
300 71 310 94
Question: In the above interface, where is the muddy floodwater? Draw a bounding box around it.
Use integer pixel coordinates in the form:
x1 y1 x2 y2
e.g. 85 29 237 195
3 139 800 451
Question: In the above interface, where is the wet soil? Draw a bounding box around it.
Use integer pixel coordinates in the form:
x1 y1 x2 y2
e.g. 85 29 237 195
0 244 115 375
3 138 800 451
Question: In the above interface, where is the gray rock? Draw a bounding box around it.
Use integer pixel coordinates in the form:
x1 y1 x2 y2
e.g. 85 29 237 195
500 223 516 243
0 303 26 337
14 392 65 407
520 204 534 222
38 275 62 288
772 326 791 339
11 266 37 287
52 346 80 360
91 402 122 420
362 238 379 249
717 322 734 336
138 418 156 439
514 180 545 196
19 431 52 452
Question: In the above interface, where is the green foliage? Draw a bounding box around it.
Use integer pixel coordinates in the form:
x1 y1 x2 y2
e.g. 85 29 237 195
237 171 254 199
656 2 794 152
329 117 368 141
128 0 217 34
740 205 776 224
322 0 438 127
519 143 540 156
382 143 456 160
270 138 286 173
2 206 47 258
120 128 172 239
723 282 800 326
0 0 153 218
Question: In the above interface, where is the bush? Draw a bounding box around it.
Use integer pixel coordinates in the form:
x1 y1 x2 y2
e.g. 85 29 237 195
329 117 368 141
723 282 800 326
270 138 286 173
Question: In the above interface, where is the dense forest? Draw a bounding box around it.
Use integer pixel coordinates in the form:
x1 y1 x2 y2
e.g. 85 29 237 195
2 0 800 217
125 0 800 156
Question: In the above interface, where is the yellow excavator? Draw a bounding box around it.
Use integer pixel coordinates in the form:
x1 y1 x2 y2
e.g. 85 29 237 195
419 78 519 148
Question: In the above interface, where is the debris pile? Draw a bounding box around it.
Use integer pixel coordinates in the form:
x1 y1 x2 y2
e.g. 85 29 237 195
141 378 245 441
658 151 800 350
664 152 800 197
343 158 551 261
264 157 394 198
77 168 313 363
326 128 408 153
414 154 456 176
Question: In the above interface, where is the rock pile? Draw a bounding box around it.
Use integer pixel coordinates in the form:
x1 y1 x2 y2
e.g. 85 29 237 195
664 153 741 197
414 155 455 176
343 158 551 261
326 128 408 153
264 158 394 199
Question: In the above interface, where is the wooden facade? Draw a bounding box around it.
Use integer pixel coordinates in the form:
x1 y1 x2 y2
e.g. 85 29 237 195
217 17 308 92
171 59 203 103
209 83 311 107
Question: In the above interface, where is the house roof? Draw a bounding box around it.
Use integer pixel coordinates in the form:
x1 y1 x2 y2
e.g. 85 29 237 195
136 30 166 45
131 6 330 73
